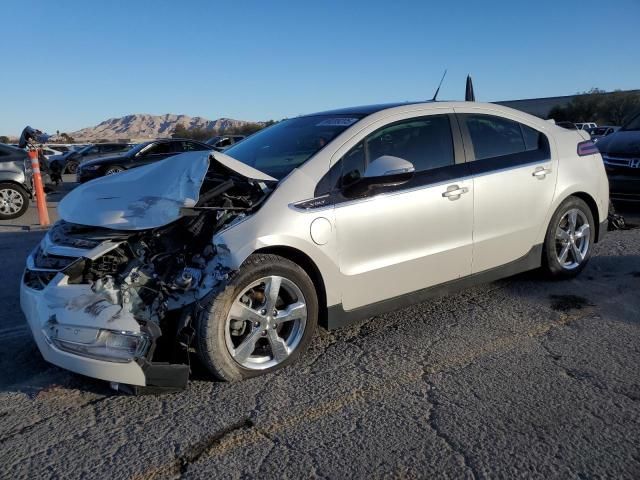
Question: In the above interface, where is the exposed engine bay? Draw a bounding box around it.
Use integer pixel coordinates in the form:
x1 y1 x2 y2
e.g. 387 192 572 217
26 156 274 393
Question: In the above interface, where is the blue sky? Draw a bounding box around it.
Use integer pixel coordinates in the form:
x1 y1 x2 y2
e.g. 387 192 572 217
1 0 638 135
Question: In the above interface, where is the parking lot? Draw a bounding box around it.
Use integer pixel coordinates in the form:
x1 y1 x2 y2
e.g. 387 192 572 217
0 178 639 478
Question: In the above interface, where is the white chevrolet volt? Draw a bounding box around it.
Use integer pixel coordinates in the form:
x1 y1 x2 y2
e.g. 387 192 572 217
21 101 609 390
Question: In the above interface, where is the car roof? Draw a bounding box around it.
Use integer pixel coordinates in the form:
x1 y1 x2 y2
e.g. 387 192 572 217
304 101 429 117
155 138 208 144
299 101 552 132
0 143 24 152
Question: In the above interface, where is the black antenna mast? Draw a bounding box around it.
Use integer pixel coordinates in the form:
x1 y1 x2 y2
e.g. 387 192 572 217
431 69 447 101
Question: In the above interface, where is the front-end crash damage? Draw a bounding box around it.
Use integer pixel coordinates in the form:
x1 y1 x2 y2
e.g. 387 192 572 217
21 152 275 392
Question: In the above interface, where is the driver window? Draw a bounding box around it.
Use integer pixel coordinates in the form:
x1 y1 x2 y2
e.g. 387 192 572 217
143 142 174 156
339 115 454 189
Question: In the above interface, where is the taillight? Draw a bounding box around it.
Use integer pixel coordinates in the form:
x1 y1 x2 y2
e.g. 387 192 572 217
577 140 598 156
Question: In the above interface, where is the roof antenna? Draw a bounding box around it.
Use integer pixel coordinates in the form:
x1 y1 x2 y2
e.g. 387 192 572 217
465 74 476 101
431 69 447 101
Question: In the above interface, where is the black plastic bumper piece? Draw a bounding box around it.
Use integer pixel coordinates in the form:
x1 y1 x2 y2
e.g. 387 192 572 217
120 361 190 395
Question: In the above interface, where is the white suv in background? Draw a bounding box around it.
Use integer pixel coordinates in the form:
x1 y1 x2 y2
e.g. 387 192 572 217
21 101 609 391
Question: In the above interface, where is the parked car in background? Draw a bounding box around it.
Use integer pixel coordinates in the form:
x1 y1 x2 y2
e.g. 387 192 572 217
76 138 211 182
586 126 620 142
64 143 132 174
41 147 64 159
44 144 72 154
21 101 609 389
206 135 245 151
575 122 597 130
0 143 32 219
596 112 640 202
555 121 578 130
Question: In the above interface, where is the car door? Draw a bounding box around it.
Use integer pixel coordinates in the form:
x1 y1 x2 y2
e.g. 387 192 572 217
96 145 115 159
455 110 557 273
331 112 473 311
134 142 178 167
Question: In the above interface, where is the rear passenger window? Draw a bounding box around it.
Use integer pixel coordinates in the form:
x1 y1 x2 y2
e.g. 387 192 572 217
463 114 548 160
521 124 543 151
465 115 524 160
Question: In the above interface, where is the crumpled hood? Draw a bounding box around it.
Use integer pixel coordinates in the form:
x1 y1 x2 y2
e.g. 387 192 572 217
58 150 276 231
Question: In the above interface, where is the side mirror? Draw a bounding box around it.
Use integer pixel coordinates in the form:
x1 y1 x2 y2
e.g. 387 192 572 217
343 155 415 198
363 155 415 179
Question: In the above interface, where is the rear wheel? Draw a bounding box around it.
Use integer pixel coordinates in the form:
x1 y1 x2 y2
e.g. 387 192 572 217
0 183 29 220
542 196 595 278
65 160 79 174
196 254 318 381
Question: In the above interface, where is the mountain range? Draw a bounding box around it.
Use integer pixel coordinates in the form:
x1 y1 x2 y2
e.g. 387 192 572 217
69 114 262 141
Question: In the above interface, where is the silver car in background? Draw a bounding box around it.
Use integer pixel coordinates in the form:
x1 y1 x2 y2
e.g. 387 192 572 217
0 143 32 219
20 101 609 391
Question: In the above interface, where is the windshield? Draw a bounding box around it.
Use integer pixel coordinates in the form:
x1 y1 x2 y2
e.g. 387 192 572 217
622 112 640 131
223 114 364 179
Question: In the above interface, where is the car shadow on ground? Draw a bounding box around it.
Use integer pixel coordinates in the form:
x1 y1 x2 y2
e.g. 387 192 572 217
1 203 638 397
3 243 638 398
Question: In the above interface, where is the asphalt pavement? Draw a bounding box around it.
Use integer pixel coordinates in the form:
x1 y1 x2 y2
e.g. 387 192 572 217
0 190 639 479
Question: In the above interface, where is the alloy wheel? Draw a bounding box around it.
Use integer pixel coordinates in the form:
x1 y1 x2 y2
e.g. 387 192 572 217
225 275 307 370
0 188 25 216
555 208 590 270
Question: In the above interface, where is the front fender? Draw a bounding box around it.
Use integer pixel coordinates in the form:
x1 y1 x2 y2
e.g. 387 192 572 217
0 169 29 190
213 220 341 307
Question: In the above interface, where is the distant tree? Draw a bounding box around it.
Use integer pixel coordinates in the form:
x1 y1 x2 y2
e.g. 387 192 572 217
60 132 75 143
171 124 190 138
548 89 640 126
172 124 212 141
598 90 640 125
172 120 279 141
0 135 9 144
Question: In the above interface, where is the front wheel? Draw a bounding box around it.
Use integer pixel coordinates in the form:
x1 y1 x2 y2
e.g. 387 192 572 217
0 183 29 220
196 254 318 381
542 196 595 278
104 166 125 175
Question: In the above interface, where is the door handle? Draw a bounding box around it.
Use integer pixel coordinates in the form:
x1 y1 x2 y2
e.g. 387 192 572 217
532 167 552 179
442 184 469 200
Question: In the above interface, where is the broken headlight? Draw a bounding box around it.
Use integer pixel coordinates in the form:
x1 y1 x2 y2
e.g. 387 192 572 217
49 327 151 363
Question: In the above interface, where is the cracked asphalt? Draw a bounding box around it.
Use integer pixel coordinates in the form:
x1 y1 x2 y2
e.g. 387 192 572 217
1 211 639 479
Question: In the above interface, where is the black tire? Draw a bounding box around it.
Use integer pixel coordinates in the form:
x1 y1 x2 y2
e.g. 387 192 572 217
65 160 79 174
0 183 29 220
196 254 318 381
104 165 125 176
542 196 595 279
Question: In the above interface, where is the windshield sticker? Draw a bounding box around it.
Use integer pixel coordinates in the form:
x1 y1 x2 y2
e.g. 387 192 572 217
316 118 360 127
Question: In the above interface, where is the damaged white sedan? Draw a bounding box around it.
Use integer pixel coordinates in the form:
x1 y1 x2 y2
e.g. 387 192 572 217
21 101 609 391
